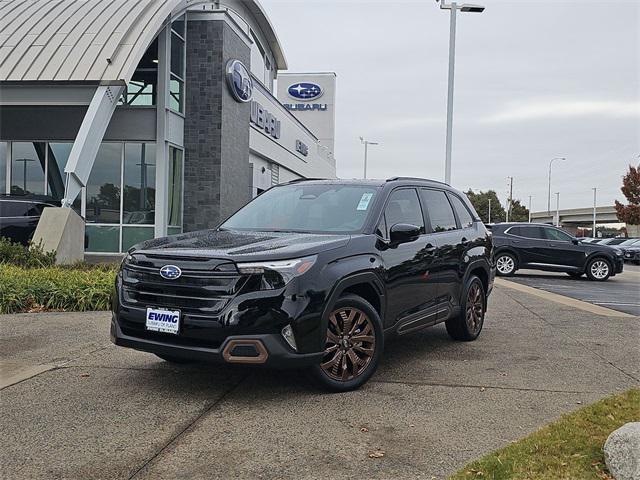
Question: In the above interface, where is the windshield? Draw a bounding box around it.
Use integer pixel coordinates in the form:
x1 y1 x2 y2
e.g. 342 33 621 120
221 183 379 234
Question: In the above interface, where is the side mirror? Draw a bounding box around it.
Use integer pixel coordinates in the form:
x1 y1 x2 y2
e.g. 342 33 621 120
572 238 579 245
390 223 421 245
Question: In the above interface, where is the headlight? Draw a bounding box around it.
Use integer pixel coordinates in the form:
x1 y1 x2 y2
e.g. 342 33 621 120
237 255 317 288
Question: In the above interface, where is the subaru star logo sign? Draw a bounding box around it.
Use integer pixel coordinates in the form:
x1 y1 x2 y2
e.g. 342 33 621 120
288 82 323 101
225 59 252 103
159 265 182 280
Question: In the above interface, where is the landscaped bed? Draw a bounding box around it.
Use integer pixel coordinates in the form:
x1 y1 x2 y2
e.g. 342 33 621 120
450 388 640 480
0 238 117 314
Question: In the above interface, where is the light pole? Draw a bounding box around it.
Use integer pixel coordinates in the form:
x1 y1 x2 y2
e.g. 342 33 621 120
506 176 513 223
437 0 485 185
488 198 491 224
528 195 532 223
555 192 560 227
592 187 597 237
547 157 566 218
359 136 379 179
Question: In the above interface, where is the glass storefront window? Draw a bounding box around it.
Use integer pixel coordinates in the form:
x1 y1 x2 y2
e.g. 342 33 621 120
169 19 185 114
168 146 183 230
122 226 155 251
47 143 72 200
11 142 46 195
85 225 120 253
86 143 122 224
123 143 156 224
0 142 7 194
123 39 157 106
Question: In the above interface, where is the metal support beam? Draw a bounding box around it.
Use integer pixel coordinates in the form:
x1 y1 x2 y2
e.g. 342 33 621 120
61 84 124 208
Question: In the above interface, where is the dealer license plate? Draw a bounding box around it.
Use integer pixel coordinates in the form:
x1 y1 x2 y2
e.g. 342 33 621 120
145 307 180 335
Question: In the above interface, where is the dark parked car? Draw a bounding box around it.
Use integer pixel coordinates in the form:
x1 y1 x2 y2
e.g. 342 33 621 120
111 178 495 391
489 223 624 281
0 195 59 245
620 239 640 264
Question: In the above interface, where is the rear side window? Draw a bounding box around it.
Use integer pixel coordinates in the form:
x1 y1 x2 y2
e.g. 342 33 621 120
382 189 425 236
0 200 38 217
448 194 474 228
518 226 545 239
420 189 457 232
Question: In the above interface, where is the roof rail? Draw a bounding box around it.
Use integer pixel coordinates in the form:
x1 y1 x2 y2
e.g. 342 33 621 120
386 176 450 186
283 177 327 184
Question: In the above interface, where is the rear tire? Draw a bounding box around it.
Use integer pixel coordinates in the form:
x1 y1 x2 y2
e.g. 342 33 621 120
155 353 195 364
585 257 612 282
495 252 517 276
309 294 383 392
446 276 486 341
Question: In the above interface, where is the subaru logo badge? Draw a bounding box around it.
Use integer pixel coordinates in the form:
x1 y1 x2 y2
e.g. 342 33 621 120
225 59 252 103
159 265 182 280
287 82 323 101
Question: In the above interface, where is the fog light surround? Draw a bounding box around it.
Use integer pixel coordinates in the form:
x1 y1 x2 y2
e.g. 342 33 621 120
281 324 297 351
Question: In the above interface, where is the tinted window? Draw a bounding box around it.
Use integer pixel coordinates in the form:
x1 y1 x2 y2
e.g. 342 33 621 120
449 194 474 228
544 227 573 241
383 189 425 236
0 200 38 217
507 226 522 236
420 189 457 232
516 226 545 239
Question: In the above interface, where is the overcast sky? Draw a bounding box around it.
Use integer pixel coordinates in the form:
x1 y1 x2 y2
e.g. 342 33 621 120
264 0 639 212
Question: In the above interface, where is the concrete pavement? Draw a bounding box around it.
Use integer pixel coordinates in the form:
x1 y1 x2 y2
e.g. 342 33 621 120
1 285 638 480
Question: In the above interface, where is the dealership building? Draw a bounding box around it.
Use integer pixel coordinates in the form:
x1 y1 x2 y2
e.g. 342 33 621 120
0 0 336 255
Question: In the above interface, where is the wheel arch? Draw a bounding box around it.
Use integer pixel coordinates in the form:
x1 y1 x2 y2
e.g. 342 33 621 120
321 272 386 329
494 247 521 267
464 260 491 295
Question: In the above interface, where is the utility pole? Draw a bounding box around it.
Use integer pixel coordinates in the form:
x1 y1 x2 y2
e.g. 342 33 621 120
506 176 513 223
592 187 597 237
488 198 491 224
547 157 566 217
528 195 532 223
555 192 560 227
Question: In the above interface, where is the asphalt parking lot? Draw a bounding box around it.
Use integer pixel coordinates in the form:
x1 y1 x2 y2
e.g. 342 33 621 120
1 285 638 480
506 263 640 316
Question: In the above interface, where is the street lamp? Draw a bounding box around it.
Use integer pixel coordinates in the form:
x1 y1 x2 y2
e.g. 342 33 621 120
547 157 566 217
528 195 532 223
437 0 485 185
555 192 560 227
359 136 379 179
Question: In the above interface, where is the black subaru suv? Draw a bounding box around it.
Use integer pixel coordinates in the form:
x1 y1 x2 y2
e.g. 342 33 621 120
111 178 494 391
489 223 624 281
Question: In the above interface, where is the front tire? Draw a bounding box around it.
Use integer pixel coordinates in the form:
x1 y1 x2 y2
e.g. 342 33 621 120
495 252 517 276
586 257 612 281
446 276 486 341
309 294 383 392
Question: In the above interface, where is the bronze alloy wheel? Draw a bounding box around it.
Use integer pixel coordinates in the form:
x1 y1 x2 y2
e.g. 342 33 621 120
465 282 484 334
320 307 376 382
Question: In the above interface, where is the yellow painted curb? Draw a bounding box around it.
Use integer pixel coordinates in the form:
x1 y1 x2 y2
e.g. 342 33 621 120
495 278 636 318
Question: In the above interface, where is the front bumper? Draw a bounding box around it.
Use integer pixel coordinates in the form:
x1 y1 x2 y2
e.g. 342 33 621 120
110 313 323 368
614 257 624 274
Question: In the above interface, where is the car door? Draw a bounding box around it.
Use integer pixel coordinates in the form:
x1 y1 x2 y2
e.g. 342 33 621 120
418 188 461 319
506 225 547 266
376 188 439 331
541 226 584 269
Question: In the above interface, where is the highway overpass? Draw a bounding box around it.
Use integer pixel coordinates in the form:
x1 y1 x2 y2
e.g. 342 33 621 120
530 206 619 227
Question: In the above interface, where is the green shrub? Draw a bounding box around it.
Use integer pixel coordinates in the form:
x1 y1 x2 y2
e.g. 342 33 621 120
0 264 117 314
0 237 56 268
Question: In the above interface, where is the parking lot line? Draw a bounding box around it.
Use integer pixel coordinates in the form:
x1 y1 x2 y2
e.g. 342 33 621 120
495 278 635 318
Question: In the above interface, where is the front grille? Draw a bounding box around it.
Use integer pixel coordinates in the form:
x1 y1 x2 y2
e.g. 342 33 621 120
121 255 247 316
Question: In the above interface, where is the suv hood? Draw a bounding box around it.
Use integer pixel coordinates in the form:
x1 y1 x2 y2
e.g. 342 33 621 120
131 229 350 262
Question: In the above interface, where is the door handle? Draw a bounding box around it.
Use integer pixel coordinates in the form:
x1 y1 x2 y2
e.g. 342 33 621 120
425 243 436 252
